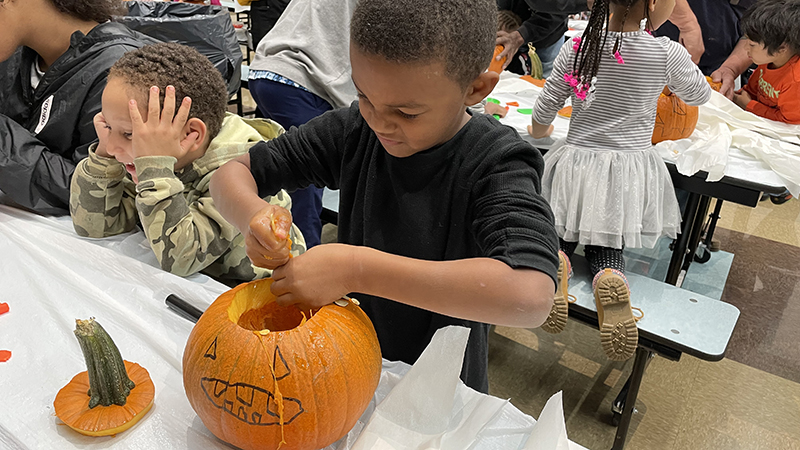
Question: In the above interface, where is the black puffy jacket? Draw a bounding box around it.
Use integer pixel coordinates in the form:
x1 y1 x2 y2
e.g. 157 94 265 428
0 22 152 212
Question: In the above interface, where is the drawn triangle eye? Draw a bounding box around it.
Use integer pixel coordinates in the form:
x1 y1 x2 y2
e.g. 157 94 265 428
204 337 218 360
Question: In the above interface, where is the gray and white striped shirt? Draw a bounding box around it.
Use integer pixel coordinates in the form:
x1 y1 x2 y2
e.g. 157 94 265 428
533 31 711 151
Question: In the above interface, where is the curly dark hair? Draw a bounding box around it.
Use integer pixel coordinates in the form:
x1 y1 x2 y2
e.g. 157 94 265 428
741 0 800 55
571 0 650 92
350 0 497 88
48 0 125 23
109 43 228 140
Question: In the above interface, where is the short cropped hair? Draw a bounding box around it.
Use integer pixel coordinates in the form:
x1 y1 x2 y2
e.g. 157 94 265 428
109 43 228 140
741 0 800 55
350 0 497 88
51 0 125 23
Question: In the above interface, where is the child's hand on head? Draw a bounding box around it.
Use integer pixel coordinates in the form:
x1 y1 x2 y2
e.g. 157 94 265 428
270 244 357 309
128 85 199 160
244 204 294 269
92 112 112 158
732 89 752 110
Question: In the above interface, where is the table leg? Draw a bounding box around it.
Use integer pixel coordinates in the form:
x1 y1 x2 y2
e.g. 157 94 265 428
703 199 723 248
666 192 701 286
681 196 711 274
611 347 651 450
611 352 655 423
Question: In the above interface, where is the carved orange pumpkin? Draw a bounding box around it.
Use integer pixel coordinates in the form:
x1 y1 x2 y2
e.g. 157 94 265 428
652 91 699 144
182 278 382 450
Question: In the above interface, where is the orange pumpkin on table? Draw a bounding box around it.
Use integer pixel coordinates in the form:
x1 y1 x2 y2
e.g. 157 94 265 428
651 87 699 144
182 278 382 450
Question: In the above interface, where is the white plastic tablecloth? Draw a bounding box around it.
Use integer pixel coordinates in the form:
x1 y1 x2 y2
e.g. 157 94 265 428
489 73 793 191
0 203 585 450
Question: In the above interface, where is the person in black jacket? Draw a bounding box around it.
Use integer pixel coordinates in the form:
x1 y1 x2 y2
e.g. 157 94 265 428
0 0 151 212
495 0 592 69
249 0 291 50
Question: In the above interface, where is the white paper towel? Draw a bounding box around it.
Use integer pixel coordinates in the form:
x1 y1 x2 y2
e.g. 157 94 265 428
350 326 572 450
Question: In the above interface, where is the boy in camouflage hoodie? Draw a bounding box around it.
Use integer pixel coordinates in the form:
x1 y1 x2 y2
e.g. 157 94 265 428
70 43 304 284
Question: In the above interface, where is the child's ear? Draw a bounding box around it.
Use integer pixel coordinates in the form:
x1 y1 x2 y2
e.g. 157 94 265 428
777 43 792 57
464 71 500 107
181 118 208 153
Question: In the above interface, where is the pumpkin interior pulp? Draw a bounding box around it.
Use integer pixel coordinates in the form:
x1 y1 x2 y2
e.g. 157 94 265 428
228 280 318 332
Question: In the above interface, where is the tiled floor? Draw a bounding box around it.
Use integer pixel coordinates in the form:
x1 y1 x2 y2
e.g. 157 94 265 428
489 199 800 450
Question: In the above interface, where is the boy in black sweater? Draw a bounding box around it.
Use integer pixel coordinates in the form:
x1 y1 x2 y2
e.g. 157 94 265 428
210 0 559 392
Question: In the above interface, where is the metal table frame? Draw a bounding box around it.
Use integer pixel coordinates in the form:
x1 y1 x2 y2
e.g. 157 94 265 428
606 164 785 449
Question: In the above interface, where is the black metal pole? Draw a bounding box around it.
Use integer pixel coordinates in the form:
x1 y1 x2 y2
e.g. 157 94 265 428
666 192 701 285
611 347 651 450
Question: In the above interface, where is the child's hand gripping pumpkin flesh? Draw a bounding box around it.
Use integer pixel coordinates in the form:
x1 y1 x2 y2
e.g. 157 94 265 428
245 204 294 269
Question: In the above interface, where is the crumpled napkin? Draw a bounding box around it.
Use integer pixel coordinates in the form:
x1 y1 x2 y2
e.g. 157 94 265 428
350 326 570 450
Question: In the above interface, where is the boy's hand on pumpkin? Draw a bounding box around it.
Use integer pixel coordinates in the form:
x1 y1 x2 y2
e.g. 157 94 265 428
270 244 356 308
245 204 294 269
128 85 199 160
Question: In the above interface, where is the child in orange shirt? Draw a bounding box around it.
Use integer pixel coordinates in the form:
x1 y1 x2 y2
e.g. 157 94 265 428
733 0 800 124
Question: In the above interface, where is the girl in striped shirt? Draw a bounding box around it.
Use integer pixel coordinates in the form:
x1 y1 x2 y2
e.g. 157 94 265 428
529 0 710 361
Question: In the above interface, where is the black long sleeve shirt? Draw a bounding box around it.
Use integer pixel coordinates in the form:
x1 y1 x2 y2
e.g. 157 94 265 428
248 103 559 392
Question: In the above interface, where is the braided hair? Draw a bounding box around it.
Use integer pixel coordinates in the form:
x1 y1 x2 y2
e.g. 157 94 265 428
497 10 522 33
569 0 650 97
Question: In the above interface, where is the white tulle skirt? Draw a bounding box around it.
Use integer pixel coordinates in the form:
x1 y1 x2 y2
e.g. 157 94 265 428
542 140 681 249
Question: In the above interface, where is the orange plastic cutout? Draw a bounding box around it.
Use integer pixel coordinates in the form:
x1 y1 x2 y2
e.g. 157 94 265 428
0 350 10 362
506 101 520 107
0 302 8 315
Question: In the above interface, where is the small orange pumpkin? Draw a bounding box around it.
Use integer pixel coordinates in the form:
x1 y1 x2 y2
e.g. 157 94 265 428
705 76 723 92
54 319 154 436
652 90 699 144
488 45 506 74
182 278 382 450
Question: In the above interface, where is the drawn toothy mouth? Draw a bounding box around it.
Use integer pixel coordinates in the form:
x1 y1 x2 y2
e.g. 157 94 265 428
200 377 304 426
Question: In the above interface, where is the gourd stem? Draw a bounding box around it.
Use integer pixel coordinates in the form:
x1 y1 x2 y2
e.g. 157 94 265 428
74 319 135 409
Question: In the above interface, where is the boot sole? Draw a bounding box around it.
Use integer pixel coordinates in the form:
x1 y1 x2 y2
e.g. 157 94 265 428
595 274 638 361
541 253 569 334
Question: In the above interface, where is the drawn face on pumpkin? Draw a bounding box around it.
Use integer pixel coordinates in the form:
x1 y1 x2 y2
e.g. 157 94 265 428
199 338 304 426
182 278 382 450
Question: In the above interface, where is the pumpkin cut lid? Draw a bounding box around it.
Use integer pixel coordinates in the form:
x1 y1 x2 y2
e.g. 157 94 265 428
53 318 154 437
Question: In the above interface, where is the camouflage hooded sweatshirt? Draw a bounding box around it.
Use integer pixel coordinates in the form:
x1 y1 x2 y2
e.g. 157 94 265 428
69 113 306 282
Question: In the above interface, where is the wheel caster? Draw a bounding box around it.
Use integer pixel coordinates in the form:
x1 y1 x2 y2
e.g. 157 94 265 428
694 246 711 263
